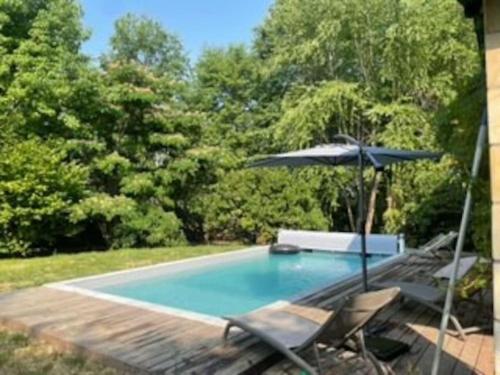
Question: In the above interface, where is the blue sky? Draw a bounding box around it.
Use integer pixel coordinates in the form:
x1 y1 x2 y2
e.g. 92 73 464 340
80 0 274 63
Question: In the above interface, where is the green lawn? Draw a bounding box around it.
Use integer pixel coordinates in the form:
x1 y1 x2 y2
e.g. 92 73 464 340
0 328 121 375
0 244 242 375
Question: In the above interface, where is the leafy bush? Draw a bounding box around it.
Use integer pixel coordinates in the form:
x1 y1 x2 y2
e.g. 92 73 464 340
0 140 87 255
200 169 329 243
471 181 492 256
114 206 186 248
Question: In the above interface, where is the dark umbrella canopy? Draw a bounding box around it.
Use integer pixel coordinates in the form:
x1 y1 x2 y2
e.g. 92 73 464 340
250 141 442 291
250 144 441 169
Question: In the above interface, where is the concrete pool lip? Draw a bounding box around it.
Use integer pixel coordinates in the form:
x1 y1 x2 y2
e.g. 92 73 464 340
47 246 268 288
46 246 406 327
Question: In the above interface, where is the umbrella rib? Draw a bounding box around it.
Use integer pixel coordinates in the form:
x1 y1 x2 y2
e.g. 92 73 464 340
308 156 339 166
364 151 383 170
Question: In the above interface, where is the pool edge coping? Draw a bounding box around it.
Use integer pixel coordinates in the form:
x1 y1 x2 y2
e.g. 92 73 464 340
47 246 267 286
46 247 406 328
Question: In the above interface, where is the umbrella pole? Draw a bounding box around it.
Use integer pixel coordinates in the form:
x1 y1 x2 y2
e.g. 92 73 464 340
358 144 369 292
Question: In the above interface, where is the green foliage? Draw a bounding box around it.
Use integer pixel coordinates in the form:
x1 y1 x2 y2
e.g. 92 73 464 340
275 81 369 147
69 194 135 223
114 206 185 248
0 0 489 258
104 13 188 79
379 0 480 106
437 86 489 253
200 169 329 243
471 181 491 257
457 261 492 299
194 45 275 156
0 140 87 255
0 0 95 140
257 0 479 102
78 59 201 248
94 152 131 176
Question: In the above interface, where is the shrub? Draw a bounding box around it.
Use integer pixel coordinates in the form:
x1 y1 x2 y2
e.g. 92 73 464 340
113 205 186 248
200 169 329 243
0 140 87 255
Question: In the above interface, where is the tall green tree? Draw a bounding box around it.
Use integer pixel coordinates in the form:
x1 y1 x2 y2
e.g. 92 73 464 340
70 16 204 247
192 45 317 242
194 45 277 158
0 0 104 185
256 0 479 104
103 13 188 79
0 0 98 254
252 0 483 248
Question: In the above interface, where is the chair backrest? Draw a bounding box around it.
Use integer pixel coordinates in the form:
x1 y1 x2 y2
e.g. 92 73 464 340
312 287 400 346
420 233 445 252
421 231 457 253
441 231 458 248
433 256 478 281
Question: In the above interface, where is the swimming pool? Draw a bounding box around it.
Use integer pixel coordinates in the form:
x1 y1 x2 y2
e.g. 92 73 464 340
101 251 387 316
49 247 401 325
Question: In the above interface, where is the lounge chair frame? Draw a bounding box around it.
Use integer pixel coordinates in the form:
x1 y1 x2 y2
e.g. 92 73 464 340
398 286 475 340
417 231 458 259
223 288 400 375
374 256 480 341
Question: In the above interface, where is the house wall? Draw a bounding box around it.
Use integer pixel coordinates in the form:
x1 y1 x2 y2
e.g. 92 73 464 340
484 0 500 372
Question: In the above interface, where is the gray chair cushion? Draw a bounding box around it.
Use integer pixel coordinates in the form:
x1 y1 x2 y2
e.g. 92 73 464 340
373 281 443 303
228 310 322 348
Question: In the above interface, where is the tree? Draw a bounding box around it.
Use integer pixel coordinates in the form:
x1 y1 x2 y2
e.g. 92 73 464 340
194 45 276 157
69 12 204 247
0 0 101 254
0 0 102 145
69 60 201 248
253 0 483 248
104 13 188 79
256 0 479 105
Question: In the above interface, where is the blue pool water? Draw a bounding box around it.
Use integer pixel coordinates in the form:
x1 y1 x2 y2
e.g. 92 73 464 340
98 251 389 317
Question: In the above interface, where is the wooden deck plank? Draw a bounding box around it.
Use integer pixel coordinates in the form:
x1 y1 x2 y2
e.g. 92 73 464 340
453 332 485 375
475 335 494 374
451 296 490 375
440 333 467 374
128 324 218 368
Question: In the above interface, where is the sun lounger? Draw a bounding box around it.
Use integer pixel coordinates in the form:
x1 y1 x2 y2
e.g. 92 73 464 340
415 231 458 258
222 287 400 375
372 256 478 340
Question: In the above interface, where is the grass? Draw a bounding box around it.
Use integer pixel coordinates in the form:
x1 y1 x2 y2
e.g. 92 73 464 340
0 328 123 375
0 244 242 293
0 244 243 374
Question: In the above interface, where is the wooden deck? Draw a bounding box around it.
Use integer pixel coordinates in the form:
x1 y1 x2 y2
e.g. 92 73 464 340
0 255 493 374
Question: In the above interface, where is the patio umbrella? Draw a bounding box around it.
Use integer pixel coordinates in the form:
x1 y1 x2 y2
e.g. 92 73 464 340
250 134 442 291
